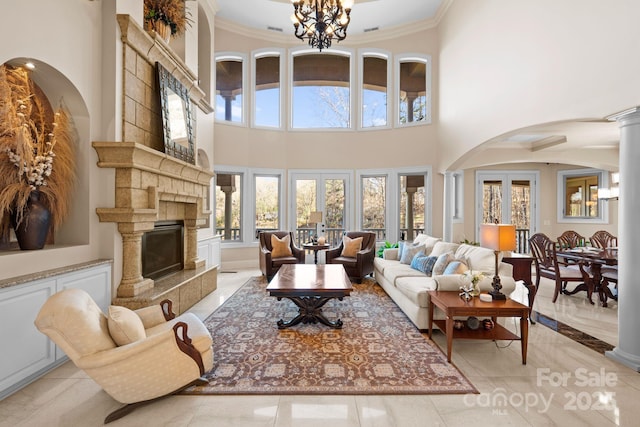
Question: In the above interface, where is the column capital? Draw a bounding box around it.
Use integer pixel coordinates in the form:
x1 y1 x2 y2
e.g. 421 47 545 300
607 106 640 127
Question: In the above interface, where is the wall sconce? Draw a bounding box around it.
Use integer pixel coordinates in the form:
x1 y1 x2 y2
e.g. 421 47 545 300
598 172 619 201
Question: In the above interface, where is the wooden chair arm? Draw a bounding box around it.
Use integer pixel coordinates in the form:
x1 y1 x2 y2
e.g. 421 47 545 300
161 300 175 321
173 322 205 375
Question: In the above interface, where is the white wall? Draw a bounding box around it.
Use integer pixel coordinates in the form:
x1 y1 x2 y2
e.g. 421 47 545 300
438 0 638 171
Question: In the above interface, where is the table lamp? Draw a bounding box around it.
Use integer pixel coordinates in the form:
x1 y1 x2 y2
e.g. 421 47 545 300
480 223 516 300
309 211 323 243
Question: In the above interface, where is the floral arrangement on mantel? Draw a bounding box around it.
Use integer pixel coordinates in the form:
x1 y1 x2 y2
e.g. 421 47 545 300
0 64 76 241
143 0 192 40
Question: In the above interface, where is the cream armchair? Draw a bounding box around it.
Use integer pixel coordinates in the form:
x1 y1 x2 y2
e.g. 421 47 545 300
34 288 213 423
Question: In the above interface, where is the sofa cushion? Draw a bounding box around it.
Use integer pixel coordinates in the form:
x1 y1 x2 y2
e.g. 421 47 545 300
374 257 399 275
455 244 499 274
395 276 438 308
108 305 146 346
271 234 293 258
410 254 438 275
400 244 425 264
443 260 469 275
413 234 441 255
384 264 427 283
430 241 460 257
341 235 363 258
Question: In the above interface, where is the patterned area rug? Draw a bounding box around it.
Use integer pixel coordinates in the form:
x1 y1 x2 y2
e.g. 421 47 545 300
183 276 477 395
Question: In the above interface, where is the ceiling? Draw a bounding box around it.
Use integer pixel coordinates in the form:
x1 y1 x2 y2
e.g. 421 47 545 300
214 0 444 36
213 0 620 169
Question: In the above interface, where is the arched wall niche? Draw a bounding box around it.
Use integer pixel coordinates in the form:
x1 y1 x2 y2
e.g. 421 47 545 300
3 57 90 247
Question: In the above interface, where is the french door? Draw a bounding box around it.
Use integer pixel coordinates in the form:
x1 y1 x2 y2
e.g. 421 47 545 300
289 172 351 246
476 171 538 253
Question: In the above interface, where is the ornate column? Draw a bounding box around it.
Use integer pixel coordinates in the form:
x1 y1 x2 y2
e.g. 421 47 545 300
606 108 640 371
184 219 204 270
117 231 154 297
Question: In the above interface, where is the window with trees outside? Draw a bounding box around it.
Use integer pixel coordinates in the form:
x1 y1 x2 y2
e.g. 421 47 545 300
253 51 281 128
361 53 389 128
215 172 242 241
216 55 244 123
361 175 387 241
292 52 351 128
254 175 280 236
396 55 431 125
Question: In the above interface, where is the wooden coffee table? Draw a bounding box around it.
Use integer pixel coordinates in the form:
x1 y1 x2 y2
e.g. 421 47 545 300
266 264 352 329
427 291 529 364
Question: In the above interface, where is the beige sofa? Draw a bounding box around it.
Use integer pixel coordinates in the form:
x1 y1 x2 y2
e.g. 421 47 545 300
373 236 516 330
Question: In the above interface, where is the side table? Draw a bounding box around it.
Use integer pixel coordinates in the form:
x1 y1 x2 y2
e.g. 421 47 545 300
302 243 330 264
502 253 536 323
427 291 529 364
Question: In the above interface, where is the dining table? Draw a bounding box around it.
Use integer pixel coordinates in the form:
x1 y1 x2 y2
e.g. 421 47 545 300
556 247 618 307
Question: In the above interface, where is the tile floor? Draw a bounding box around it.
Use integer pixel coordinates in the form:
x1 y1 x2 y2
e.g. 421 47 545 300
0 269 637 427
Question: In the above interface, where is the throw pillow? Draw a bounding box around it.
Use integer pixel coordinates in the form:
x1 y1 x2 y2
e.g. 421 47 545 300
443 260 469 275
108 305 146 346
271 234 293 258
410 254 438 276
341 235 363 258
400 244 425 264
432 252 454 275
397 241 406 261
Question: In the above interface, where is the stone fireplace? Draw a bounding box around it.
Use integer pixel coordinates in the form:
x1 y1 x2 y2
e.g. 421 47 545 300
92 15 216 314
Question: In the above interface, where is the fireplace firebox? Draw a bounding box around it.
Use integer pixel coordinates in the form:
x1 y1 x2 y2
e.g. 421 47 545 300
142 221 184 280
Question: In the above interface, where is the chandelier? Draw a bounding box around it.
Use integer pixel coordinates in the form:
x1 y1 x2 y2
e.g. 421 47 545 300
290 0 354 52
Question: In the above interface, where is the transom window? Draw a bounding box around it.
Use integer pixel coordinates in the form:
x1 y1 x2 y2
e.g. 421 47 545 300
215 54 245 123
361 52 390 128
396 54 431 126
291 51 352 129
253 50 282 128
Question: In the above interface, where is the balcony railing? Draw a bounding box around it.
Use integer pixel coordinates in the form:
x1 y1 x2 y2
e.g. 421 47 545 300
223 226 531 253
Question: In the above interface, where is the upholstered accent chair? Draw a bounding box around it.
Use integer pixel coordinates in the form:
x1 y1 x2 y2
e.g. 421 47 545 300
259 231 305 280
34 288 213 423
529 233 593 303
325 231 376 283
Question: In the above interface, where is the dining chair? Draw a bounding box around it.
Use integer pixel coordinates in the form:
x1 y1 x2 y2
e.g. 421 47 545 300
557 230 586 249
590 230 618 249
529 233 593 303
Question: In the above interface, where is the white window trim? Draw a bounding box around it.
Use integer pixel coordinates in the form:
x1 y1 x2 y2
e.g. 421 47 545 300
451 170 464 223
288 169 354 233
288 47 356 132
358 48 392 131
395 166 433 240
356 169 392 242
557 168 609 224
394 53 432 127
215 52 248 127
251 168 286 242
214 165 247 247
251 48 285 130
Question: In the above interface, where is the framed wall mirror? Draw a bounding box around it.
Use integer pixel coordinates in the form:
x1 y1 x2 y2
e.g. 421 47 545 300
557 168 608 223
156 62 195 164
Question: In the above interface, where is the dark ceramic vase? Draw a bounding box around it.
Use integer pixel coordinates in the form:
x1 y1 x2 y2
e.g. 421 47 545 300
11 191 51 250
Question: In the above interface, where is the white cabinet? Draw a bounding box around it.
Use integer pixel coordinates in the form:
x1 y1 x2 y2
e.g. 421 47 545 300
0 261 111 399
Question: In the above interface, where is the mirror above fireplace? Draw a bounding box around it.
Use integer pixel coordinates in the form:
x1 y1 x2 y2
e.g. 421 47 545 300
156 62 195 164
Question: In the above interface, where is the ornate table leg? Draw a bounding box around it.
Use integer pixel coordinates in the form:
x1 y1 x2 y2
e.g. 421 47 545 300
276 296 344 329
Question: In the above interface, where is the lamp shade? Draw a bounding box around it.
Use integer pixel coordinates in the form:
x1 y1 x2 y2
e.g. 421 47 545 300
309 211 323 224
480 224 516 251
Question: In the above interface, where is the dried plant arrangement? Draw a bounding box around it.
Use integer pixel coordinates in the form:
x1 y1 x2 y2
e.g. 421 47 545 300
143 0 192 37
0 64 76 242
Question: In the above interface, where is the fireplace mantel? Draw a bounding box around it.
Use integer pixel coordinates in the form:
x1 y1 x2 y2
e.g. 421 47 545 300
93 141 213 298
